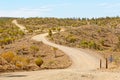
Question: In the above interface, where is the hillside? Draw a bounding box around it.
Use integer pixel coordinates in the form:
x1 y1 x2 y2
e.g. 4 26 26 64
49 18 120 67
0 18 25 46
52 25 120 50
0 37 71 72
17 17 87 33
1 17 120 72
1 17 120 80
16 17 120 67
0 18 71 72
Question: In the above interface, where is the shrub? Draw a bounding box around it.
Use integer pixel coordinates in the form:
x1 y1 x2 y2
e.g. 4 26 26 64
57 27 61 32
80 40 89 48
30 45 39 56
35 57 43 67
66 34 77 43
1 51 15 63
0 37 14 45
30 46 39 52
0 56 8 65
12 56 30 67
51 27 56 31
52 47 58 58
48 29 52 37
15 62 23 68
12 56 20 64
88 41 97 49
80 40 101 50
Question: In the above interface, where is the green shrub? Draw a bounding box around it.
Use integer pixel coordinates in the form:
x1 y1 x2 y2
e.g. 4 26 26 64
66 34 77 43
57 27 61 32
88 41 95 48
35 57 43 67
48 29 52 37
80 40 101 50
30 45 39 52
80 40 89 48
30 45 39 56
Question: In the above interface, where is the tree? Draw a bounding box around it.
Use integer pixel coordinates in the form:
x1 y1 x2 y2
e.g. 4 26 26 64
48 29 52 37
57 27 61 32
52 47 58 58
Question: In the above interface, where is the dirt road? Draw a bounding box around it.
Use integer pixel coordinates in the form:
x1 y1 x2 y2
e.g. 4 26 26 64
1 20 119 80
0 33 100 80
12 20 28 33
32 33 100 70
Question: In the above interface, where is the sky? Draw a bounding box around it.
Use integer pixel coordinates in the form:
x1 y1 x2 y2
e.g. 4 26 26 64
0 0 120 18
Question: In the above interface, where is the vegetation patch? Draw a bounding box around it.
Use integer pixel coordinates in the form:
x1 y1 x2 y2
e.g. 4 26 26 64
0 18 25 46
0 37 71 72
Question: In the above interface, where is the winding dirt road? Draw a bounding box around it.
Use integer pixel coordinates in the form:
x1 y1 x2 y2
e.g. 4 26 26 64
32 33 100 70
1 20 120 80
12 20 28 33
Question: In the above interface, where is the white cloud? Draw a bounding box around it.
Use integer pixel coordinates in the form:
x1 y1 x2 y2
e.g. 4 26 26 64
0 6 52 17
0 3 70 17
98 3 108 7
20 7 51 12
44 3 71 8
98 3 120 8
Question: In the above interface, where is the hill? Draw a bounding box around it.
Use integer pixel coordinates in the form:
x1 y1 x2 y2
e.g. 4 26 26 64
17 17 120 67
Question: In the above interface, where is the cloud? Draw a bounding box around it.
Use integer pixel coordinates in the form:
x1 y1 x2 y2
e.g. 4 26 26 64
0 3 70 17
20 7 51 12
44 3 71 8
98 3 120 8
98 3 108 7
0 7 52 17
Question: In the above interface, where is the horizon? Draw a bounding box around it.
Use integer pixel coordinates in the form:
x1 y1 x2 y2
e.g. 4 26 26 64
0 16 120 19
0 0 120 18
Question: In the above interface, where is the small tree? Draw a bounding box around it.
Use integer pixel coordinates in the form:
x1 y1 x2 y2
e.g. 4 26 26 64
52 47 58 58
57 27 61 32
48 29 52 37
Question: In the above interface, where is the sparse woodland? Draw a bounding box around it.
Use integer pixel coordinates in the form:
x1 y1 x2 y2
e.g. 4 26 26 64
17 17 120 66
17 17 88 33
17 17 120 51
0 17 71 72
1 16 120 72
